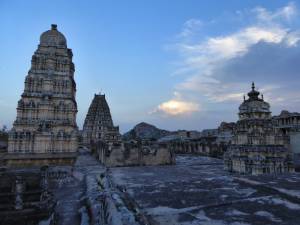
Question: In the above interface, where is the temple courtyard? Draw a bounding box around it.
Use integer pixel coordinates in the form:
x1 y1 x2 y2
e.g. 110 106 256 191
109 155 300 225
3 151 300 225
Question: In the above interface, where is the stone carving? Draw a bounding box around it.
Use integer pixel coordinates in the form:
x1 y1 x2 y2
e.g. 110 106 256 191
141 146 157 155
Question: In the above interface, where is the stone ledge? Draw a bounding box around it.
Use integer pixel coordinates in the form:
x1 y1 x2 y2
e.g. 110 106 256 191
3 152 77 160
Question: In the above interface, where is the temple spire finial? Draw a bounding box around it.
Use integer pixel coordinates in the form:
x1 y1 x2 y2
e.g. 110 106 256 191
252 82 255 91
51 24 57 30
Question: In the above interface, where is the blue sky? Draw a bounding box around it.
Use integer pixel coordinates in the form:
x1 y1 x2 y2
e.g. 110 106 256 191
0 0 300 133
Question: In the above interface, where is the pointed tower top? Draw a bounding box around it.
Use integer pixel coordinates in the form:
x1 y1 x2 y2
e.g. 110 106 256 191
248 82 260 100
51 24 57 30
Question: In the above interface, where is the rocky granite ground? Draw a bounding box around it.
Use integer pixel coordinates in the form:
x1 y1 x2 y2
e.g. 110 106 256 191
110 155 300 225
37 152 300 225
46 149 106 225
48 149 140 225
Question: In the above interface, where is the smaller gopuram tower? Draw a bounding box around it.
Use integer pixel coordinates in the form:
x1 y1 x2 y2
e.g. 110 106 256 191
82 93 174 167
82 94 121 147
224 83 294 175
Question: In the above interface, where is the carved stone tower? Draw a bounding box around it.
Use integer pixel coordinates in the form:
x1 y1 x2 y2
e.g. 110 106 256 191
6 24 78 166
82 94 121 147
224 83 294 175
82 94 175 167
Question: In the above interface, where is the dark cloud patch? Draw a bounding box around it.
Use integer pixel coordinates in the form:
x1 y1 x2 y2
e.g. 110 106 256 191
215 40 300 85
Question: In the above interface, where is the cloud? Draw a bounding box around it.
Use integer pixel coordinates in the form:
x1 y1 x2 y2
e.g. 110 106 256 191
152 2 300 128
179 19 203 38
152 99 200 116
253 2 297 23
167 2 300 111
177 26 294 79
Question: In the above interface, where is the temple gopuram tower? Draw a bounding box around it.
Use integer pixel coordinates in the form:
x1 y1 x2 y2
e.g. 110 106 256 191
224 83 294 175
83 94 175 167
6 24 78 166
82 94 121 147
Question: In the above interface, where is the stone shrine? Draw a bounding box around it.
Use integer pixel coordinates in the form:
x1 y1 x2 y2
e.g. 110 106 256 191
6 24 78 167
224 83 294 175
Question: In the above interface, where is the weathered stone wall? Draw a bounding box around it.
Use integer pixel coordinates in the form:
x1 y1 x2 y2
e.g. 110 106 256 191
0 168 55 224
272 111 300 170
290 132 300 171
224 146 294 175
290 132 300 154
4 154 77 168
169 140 228 158
94 141 175 167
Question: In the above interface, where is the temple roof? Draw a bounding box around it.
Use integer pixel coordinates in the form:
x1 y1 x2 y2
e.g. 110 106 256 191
274 110 300 118
247 82 261 101
239 82 271 115
83 93 114 128
40 24 67 47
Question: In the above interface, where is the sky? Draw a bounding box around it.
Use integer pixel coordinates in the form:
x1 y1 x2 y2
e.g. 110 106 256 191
0 0 300 133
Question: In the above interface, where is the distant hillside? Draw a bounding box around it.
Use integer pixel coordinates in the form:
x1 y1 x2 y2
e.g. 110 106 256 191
123 122 171 141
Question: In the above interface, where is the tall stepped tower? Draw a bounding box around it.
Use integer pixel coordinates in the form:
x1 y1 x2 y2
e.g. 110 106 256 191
6 24 78 167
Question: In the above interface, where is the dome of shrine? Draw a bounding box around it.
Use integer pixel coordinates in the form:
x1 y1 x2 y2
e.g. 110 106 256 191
40 24 67 47
239 82 271 115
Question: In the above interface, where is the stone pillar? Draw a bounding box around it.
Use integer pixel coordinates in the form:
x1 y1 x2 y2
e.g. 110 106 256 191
15 176 24 210
40 166 49 191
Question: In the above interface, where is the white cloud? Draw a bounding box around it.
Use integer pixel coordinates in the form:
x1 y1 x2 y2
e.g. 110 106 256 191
153 99 200 116
253 2 297 23
210 93 244 103
179 19 203 38
154 2 300 124
181 26 288 64
285 31 300 46
169 2 300 106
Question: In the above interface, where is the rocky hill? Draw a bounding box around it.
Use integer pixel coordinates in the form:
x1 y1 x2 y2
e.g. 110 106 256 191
123 122 171 141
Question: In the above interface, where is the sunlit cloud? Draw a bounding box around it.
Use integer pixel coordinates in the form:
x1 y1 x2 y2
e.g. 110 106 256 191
152 99 200 116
